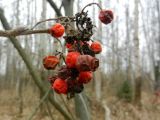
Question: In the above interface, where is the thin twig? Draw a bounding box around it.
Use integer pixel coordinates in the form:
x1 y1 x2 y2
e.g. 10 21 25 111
31 16 75 30
55 38 63 50
45 100 55 120
27 89 51 120
81 2 102 13
31 18 58 30
60 95 76 120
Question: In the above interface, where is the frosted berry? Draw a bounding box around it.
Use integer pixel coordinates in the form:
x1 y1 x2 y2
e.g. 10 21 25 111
99 10 113 24
66 52 80 68
50 23 65 38
43 56 59 70
90 41 102 54
52 78 68 94
78 71 92 84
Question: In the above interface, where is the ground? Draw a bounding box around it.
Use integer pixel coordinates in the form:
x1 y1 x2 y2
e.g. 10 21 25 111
0 87 160 120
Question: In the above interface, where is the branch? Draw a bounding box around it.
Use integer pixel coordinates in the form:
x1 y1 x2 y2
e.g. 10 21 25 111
81 2 102 12
31 16 75 30
0 28 49 37
0 15 76 38
60 95 76 120
27 89 51 120
46 0 62 17
45 101 55 120
0 8 72 120
59 0 63 11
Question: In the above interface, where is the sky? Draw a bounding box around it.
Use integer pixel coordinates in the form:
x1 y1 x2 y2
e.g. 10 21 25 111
0 0 153 74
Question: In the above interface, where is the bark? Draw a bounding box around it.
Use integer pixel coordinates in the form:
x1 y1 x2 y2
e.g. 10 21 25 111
0 29 49 37
94 70 102 101
63 0 74 16
133 0 142 105
39 0 48 116
125 2 134 90
155 0 160 91
0 8 72 120
5 41 12 88
46 0 62 16
16 77 23 114
74 94 90 120
140 0 155 88
15 0 23 114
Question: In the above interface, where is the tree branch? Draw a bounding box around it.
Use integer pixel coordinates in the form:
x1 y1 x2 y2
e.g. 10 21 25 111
46 0 62 17
27 89 51 120
0 28 49 37
0 7 72 120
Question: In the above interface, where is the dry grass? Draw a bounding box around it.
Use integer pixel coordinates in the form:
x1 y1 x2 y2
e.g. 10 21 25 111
0 86 160 120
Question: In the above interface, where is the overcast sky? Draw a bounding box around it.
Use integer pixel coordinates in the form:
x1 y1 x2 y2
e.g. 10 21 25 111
0 0 152 74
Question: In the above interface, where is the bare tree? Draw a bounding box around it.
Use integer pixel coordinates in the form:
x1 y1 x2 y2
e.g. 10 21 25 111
133 0 142 104
0 8 72 120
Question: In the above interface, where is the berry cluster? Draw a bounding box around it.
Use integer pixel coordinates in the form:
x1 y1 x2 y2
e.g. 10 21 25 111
43 4 113 99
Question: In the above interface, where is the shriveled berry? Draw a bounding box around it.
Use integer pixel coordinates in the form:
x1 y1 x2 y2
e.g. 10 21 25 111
58 65 72 80
66 52 80 68
43 56 59 70
90 41 102 54
78 71 92 84
52 78 68 94
74 84 84 93
76 55 99 72
67 79 84 94
99 10 113 25
50 23 65 38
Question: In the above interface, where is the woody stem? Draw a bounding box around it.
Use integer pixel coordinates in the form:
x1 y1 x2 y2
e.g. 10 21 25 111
81 2 102 13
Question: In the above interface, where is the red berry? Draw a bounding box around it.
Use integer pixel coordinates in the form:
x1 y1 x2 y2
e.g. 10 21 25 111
66 43 72 49
99 10 113 24
50 23 65 38
43 56 59 70
66 52 80 68
90 41 102 54
78 71 92 84
52 78 68 94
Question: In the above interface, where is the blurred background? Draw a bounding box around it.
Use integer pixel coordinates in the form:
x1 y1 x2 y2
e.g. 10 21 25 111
0 0 160 120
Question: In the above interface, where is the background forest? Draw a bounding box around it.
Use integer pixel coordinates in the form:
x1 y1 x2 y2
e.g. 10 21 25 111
0 0 160 120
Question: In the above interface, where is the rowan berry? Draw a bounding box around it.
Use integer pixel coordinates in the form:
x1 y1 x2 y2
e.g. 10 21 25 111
99 10 113 24
52 78 68 94
66 52 80 68
78 71 92 84
50 23 65 38
90 41 102 54
43 56 59 70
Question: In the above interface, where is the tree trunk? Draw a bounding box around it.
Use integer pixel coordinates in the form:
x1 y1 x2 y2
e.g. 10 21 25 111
133 0 142 105
63 0 74 16
155 0 160 92
39 0 48 117
94 70 102 101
